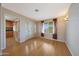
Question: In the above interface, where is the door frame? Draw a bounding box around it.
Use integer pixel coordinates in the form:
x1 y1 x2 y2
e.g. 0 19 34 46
5 18 20 48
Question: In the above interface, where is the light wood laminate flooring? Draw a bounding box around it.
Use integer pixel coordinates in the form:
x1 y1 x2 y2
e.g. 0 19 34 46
2 37 71 56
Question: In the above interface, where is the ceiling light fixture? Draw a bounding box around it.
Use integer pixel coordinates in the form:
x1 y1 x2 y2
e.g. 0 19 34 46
35 9 39 12
64 15 68 22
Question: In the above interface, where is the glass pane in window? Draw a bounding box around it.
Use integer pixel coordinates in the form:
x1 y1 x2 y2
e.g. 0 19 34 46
43 20 53 34
44 22 49 33
49 22 53 33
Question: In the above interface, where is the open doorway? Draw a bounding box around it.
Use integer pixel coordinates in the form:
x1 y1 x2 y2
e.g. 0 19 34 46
6 20 20 48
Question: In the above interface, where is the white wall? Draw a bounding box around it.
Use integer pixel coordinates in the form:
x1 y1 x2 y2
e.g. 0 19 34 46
20 16 36 42
1 7 37 50
57 16 67 42
0 3 2 55
36 22 42 37
1 7 20 50
0 4 1 48
1 8 6 50
66 4 79 55
37 18 66 42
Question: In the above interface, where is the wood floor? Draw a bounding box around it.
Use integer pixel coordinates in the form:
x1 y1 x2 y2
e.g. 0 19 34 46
2 37 71 56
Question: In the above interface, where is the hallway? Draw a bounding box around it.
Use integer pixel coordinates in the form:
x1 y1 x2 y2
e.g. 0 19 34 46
2 37 71 56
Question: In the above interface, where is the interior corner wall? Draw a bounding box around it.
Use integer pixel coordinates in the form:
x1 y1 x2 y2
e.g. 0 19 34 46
1 7 37 50
19 16 37 42
37 18 66 42
36 21 42 37
57 17 67 42
0 3 2 55
0 4 1 49
1 7 19 50
1 7 6 50
66 3 79 56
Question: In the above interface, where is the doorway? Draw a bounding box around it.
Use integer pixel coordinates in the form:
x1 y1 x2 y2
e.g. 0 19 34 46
6 20 19 48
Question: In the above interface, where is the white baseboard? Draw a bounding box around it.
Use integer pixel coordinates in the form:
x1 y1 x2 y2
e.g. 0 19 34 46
1 45 6 50
40 36 65 43
65 41 74 56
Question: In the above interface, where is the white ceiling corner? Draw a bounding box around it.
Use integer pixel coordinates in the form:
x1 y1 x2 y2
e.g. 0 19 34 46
2 3 71 21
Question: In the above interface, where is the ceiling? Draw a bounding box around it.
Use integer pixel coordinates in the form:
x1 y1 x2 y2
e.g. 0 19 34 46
2 3 71 21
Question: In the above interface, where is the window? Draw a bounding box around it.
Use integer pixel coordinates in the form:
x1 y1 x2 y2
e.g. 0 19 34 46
42 20 55 34
49 21 53 33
